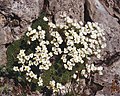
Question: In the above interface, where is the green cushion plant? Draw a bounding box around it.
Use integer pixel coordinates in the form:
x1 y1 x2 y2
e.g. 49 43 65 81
6 12 106 95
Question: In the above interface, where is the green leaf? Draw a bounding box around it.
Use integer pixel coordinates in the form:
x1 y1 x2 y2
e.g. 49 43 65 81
32 12 48 31
6 39 22 67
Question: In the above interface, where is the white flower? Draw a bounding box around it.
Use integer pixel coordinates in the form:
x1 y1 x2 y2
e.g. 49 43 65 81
55 51 59 55
19 49 25 56
49 52 53 57
27 41 31 44
99 71 103 75
74 37 80 44
59 24 64 29
68 66 72 70
63 58 67 63
46 40 50 45
37 26 41 30
19 65 24 72
28 26 32 31
33 61 39 66
90 64 96 71
79 21 83 26
97 54 101 59
80 59 84 64
91 34 97 39
44 65 49 70
35 46 41 52
24 66 31 72
65 32 69 36
31 29 36 34
84 74 88 78
81 69 86 75
25 56 30 60
56 83 62 89
50 80 55 88
13 66 19 71
39 65 44 70
64 64 68 69
73 74 77 79
26 32 30 36
29 53 34 58
26 77 31 82
87 48 93 54
101 43 106 48
65 16 73 23
57 48 62 54
48 22 56 28
64 48 68 53
33 74 37 79
54 43 59 47
38 77 43 86
29 71 34 78
18 58 25 64
97 66 103 71
31 35 37 41
43 17 48 21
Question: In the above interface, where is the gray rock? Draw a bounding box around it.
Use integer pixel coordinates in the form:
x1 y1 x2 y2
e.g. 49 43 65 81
10 0 41 22
0 0 44 65
100 0 120 21
0 26 12 44
0 45 7 65
0 13 7 27
94 59 120 96
86 0 120 53
84 0 120 95
47 0 84 23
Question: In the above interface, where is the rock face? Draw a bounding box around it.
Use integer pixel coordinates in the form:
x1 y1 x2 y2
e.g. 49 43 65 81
47 0 84 23
95 58 120 96
86 0 120 53
84 0 120 95
0 0 44 65
0 0 120 95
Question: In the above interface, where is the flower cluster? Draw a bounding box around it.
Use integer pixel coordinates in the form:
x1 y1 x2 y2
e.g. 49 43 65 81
14 25 53 85
81 63 103 78
13 14 106 93
48 80 66 93
48 14 106 71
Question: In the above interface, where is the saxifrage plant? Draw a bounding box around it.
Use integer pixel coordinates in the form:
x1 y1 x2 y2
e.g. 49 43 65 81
8 12 106 95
